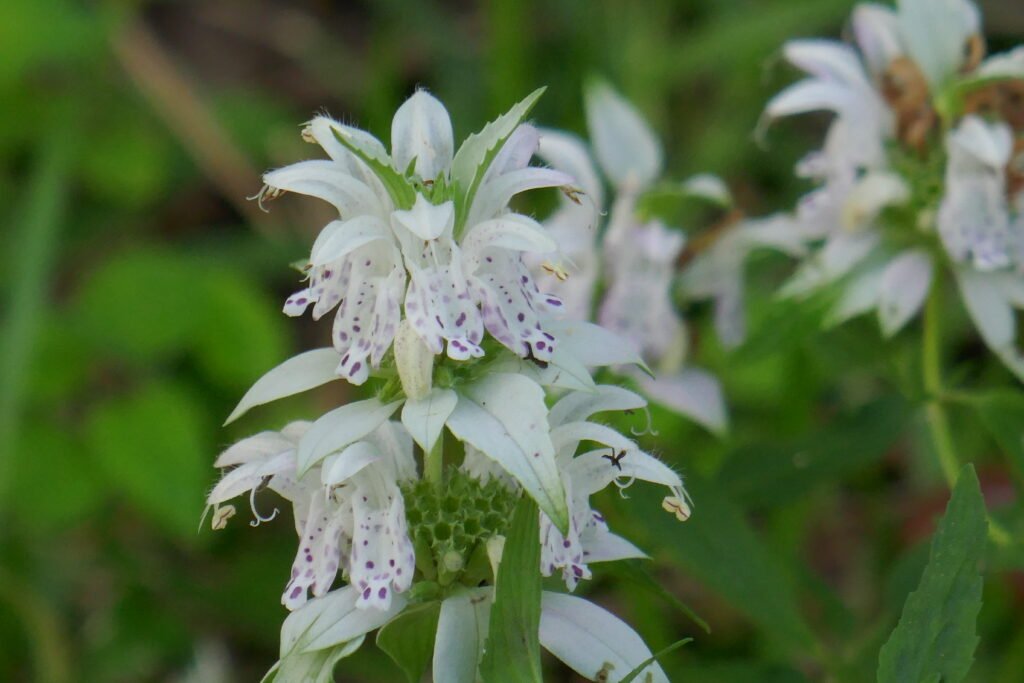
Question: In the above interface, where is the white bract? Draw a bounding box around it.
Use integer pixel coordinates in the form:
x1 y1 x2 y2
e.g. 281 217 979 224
765 0 1024 375
263 89 573 383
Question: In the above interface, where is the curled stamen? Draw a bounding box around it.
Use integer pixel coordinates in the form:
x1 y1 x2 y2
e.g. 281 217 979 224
613 475 636 499
249 487 280 527
629 406 658 437
247 185 284 213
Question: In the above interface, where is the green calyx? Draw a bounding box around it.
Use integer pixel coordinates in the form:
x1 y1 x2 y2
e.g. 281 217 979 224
402 469 518 593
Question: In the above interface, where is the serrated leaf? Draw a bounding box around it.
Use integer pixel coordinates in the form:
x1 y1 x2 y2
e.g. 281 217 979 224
451 87 545 234
330 126 416 209
877 465 986 683
480 496 543 683
376 601 440 683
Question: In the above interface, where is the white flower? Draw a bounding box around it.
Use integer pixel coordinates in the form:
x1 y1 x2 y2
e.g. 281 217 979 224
680 214 806 348
207 420 417 611
766 0 1024 349
939 116 1024 379
939 116 1018 271
264 90 573 381
539 385 687 590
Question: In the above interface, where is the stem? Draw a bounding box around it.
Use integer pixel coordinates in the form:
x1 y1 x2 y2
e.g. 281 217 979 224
922 280 960 488
923 279 1015 549
424 438 444 488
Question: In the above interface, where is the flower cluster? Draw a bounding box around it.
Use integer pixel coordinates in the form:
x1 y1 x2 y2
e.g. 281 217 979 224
765 0 1024 376
533 82 804 432
210 91 688 682
262 89 571 380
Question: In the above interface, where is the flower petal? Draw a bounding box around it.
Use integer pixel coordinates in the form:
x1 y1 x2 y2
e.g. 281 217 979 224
878 250 933 336
263 160 385 217
296 399 403 474
898 0 979 87
401 387 458 453
391 194 455 241
585 80 663 190
225 349 342 425
638 369 727 434
539 592 669 683
852 4 904 76
281 586 406 654
549 385 647 427
391 90 454 180
311 216 391 267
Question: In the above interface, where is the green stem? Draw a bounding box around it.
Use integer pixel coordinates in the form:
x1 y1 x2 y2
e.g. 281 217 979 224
923 284 1016 548
424 438 443 489
922 281 960 488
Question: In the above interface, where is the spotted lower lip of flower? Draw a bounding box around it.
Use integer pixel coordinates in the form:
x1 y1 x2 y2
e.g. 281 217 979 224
262 88 575 379
939 115 1018 272
207 419 417 612
531 384 689 591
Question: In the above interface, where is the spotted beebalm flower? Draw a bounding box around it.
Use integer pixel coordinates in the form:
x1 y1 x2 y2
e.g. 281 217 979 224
539 385 689 589
943 116 1024 376
207 419 417 611
765 0 1024 375
252 384 681 683
262 89 572 382
218 89 692 683
534 83 802 431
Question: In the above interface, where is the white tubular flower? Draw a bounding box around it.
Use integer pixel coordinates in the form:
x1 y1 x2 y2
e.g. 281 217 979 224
764 0 1024 357
264 89 573 379
939 116 1017 271
531 129 604 321
208 420 417 612
539 385 688 591
534 82 758 432
600 203 686 362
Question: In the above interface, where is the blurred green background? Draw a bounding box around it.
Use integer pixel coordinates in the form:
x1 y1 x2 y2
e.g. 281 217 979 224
4 0 1024 681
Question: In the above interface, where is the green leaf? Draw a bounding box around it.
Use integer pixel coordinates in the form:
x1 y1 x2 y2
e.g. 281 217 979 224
376 601 441 683
10 425 103 534
0 133 69 504
626 476 818 656
450 87 545 235
480 496 543 683
877 465 986 683
71 249 205 363
608 560 710 634
968 390 1024 481
619 638 692 683
193 270 288 391
330 127 415 209
84 381 209 539
717 397 909 509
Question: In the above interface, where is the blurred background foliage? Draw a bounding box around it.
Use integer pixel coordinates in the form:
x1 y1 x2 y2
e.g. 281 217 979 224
3 0 1024 681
